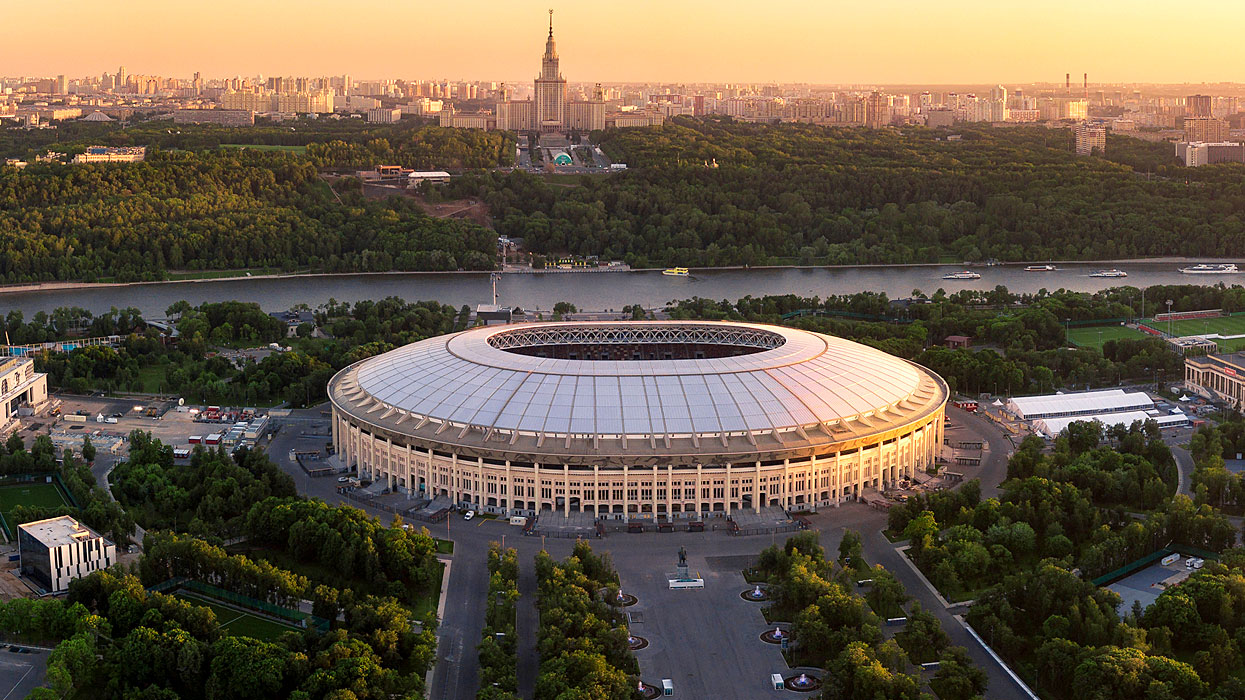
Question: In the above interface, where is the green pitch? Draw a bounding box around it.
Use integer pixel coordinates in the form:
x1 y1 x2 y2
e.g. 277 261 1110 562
1142 315 1245 351
175 592 300 641
0 480 73 538
1067 325 1152 350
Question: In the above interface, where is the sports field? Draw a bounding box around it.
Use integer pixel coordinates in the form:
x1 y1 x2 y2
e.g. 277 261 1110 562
175 592 299 641
0 480 73 538
1067 325 1152 350
1142 314 1245 351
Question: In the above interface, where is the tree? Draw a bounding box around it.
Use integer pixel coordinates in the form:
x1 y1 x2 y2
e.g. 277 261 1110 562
81 435 96 463
838 530 864 571
930 646 987 700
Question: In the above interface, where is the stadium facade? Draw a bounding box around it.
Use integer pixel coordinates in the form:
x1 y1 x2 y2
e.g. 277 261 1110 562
329 321 948 518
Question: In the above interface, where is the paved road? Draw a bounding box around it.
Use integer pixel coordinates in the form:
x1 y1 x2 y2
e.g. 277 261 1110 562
948 406 1015 499
266 408 1030 700
515 558 538 699
0 647 49 700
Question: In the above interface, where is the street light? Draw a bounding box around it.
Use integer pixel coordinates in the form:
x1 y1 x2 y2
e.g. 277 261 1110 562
1167 299 1174 337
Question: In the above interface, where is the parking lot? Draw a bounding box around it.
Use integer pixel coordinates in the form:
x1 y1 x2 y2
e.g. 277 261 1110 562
0 645 49 700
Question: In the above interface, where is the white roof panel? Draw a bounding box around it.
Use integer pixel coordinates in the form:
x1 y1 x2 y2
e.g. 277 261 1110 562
349 321 937 439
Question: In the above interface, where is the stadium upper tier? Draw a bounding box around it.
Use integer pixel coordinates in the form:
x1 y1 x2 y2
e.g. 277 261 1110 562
330 321 947 460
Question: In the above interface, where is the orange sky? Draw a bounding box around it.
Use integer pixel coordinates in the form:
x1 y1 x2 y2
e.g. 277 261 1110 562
4 0 1245 84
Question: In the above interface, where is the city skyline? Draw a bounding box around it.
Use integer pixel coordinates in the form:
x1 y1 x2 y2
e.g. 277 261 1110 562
7 0 1245 84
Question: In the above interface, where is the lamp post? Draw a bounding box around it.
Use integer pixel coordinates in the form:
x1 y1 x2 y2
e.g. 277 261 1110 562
1167 299 1174 337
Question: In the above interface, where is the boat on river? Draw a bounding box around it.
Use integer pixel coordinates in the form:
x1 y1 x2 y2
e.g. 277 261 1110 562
662 267 690 277
1089 269 1128 278
942 271 982 280
1179 263 1239 274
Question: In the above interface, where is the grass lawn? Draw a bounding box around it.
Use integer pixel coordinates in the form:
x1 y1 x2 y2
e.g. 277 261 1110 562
175 591 297 641
1141 314 1245 351
1067 325 1152 350
134 364 166 394
221 144 307 154
435 538 454 554
0 480 73 538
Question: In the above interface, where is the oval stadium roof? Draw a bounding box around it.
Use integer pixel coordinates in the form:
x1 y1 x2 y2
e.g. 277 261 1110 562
333 321 945 443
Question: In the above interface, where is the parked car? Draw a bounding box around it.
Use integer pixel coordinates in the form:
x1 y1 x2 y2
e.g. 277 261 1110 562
337 476 350 483
463 510 475 521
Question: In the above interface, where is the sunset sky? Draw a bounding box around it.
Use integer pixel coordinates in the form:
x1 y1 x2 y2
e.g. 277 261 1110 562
5 0 1245 84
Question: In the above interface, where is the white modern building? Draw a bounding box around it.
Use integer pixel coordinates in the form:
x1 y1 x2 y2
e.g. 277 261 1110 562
18 516 116 593
1006 389 1153 421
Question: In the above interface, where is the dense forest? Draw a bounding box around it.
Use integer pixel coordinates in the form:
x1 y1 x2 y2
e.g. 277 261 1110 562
0 115 514 169
0 142 498 284
444 117 1244 267
21 298 462 406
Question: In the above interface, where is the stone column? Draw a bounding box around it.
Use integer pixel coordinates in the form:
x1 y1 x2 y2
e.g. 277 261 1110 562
754 461 762 513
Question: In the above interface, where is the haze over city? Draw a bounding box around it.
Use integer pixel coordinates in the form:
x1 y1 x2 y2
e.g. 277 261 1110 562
7 0 1245 83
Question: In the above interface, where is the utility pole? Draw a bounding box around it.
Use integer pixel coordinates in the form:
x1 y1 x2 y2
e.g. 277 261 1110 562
490 272 502 306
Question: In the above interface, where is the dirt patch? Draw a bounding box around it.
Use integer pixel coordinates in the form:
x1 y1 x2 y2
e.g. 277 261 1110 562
0 563 32 600
413 197 492 227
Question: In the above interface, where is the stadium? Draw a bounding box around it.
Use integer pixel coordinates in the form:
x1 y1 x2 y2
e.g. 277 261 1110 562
328 321 948 518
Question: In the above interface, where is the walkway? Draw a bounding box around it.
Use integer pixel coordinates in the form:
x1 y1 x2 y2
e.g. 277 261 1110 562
515 559 539 699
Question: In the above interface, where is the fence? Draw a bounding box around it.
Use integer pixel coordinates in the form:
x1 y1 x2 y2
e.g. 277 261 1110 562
1090 544 1221 587
1155 309 1222 322
148 577 330 633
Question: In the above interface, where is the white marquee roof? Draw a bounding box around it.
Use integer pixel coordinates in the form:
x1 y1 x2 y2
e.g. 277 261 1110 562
1034 410 1188 438
1006 389 1153 419
339 321 944 441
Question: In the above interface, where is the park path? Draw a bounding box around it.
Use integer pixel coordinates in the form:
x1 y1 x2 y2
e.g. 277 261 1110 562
515 558 539 700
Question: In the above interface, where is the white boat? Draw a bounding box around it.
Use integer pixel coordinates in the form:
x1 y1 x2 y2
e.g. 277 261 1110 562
942 270 982 280
662 267 690 277
1024 264 1056 272
1090 269 1128 278
1179 263 1239 274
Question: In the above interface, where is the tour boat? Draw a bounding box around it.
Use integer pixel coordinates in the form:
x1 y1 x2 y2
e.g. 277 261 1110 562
941 270 982 280
1089 269 1128 278
1179 263 1239 274
1024 264 1057 272
662 267 690 277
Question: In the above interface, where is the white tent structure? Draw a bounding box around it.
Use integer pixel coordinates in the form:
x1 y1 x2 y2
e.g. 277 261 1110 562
1006 389 1153 420
1033 410 1189 438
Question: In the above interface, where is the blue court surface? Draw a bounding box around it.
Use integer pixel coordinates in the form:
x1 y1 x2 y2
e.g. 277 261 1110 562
1106 561 1191 614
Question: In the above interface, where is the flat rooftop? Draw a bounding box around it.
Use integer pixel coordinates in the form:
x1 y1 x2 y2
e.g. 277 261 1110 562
19 516 107 548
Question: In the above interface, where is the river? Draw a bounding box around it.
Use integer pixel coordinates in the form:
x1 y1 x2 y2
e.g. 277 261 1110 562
1 261 1242 317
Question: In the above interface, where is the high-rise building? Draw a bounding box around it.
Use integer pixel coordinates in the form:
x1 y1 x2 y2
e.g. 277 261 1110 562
54 75 67 95
1075 122 1106 156
1187 94 1214 118
533 10 567 131
865 91 889 128
116 65 127 91
1184 116 1229 143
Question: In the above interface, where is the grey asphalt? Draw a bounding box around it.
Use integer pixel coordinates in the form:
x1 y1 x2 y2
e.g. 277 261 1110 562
515 559 538 699
0 647 49 700
263 405 1028 700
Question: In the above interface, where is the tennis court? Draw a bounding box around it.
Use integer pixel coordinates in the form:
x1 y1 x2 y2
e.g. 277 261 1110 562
175 591 300 641
1067 325 1151 350
0 479 73 538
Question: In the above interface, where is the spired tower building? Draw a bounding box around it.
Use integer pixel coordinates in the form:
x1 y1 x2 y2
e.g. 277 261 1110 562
533 10 567 131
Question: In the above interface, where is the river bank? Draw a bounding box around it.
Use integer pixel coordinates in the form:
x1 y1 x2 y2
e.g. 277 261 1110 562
1 256 1238 298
